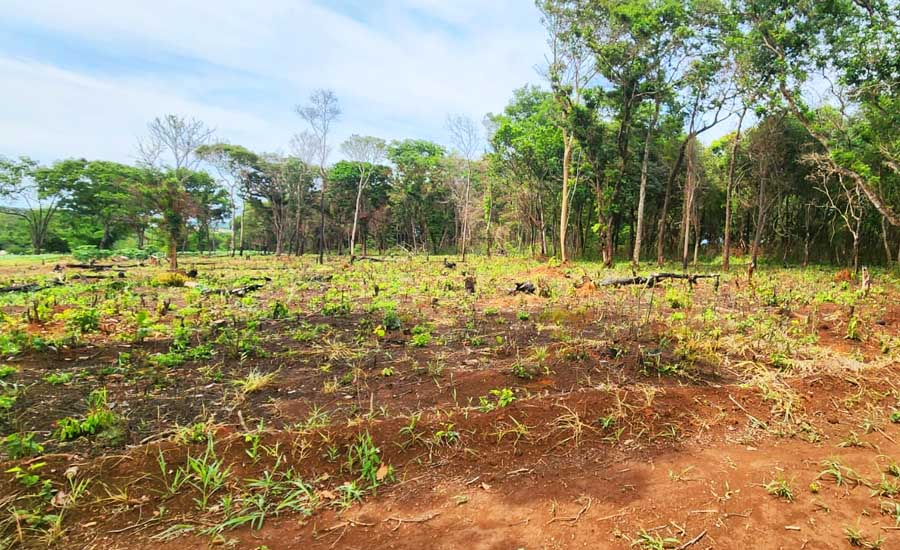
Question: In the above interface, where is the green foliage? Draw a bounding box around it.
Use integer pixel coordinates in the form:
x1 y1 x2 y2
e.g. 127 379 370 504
71 245 113 263
2 432 44 459
55 387 123 442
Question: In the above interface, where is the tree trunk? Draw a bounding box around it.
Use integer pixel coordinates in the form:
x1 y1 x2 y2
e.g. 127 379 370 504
239 207 245 256
350 174 365 258
723 106 747 272
167 231 178 270
559 132 573 263
882 216 892 266
750 166 767 267
681 138 696 270
657 137 689 266
633 96 660 267
318 169 327 264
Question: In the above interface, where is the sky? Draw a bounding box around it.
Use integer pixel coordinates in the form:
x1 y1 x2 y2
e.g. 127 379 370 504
0 0 549 165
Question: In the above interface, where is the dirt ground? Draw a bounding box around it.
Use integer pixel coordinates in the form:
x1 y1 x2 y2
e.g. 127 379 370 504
0 255 898 549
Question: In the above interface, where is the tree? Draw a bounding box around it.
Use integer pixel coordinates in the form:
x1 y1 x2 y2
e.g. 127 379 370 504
328 160 391 255
538 0 595 263
487 86 564 257
446 115 481 261
737 0 900 226
184 171 230 253
387 140 450 254
340 135 387 257
36 160 143 249
0 156 59 254
138 115 215 269
296 89 341 264
197 143 246 256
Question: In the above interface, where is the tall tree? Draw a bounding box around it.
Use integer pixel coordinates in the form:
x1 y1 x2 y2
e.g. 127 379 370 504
340 135 387 257
538 0 594 263
296 89 341 264
138 115 215 269
446 115 481 261
0 156 58 254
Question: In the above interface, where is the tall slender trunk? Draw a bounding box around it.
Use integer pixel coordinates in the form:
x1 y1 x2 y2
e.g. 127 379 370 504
681 138 696 270
485 179 494 258
461 159 472 262
633 96 660 267
230 187 237 257
538 192 547 257
559 132 573 263
882 216 892 266
167 231 178 271
657 138 689 266
318 168 327 264
239 207 245 256
723 106 747 271
750 164 767 267
803 205 811 267
350 173 365 257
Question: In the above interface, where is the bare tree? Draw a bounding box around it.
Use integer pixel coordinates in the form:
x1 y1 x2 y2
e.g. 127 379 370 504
340 135 386 257
197 142 243 257
446 115 480 261
296 89 340 264
137 115 214 269
808 153 866 273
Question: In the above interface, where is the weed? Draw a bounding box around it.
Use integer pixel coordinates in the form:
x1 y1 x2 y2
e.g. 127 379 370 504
2 432 44 459
233 369 278 394
764 477 795 502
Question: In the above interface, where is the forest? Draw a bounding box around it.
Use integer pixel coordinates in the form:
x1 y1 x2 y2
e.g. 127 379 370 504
2 1 898 273
1 1 900 549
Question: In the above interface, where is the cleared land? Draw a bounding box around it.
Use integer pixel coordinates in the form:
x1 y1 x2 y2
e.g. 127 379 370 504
0 255 898 549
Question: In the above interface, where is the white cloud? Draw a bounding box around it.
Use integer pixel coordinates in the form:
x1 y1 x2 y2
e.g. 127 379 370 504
1 0 548 163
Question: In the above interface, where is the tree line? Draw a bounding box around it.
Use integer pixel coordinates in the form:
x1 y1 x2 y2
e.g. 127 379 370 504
1 0 898 271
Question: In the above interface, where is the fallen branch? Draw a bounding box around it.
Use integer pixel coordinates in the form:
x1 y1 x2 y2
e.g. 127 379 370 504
598 272 720 289
203 282 266 297
677 530 707 549
547 497 592 525
385 511 441 531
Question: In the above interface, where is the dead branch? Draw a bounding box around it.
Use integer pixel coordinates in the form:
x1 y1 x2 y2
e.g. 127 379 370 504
598 272 719 289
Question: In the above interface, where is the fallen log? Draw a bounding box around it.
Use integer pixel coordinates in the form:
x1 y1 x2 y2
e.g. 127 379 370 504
598 272 720 289
350 256 387 263
0 280 64 293
203 282 266 297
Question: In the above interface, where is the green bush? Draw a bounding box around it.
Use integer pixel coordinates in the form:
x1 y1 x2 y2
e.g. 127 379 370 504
72 245 113 263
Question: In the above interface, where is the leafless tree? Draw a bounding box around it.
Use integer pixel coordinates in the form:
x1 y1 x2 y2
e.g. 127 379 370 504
137 115 214 269
808 153 866 273
340 135 386 257
446 115 480 261
296 89 340 264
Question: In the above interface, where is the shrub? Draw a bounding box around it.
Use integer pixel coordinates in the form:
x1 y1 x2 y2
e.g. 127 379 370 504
72 245 112 263
151 272 188 287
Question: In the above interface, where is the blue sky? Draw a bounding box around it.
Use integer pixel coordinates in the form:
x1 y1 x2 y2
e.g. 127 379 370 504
1 0 549 164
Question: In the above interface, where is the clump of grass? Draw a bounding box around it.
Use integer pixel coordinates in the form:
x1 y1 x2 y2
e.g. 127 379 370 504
764 476 795 502
232 369 279 394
